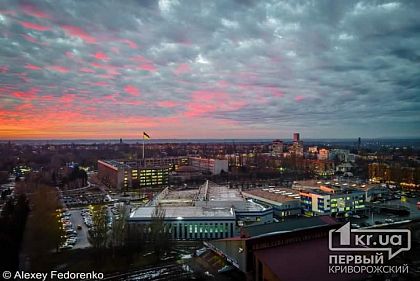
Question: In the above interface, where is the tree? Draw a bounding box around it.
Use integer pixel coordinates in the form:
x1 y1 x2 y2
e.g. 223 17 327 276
109 204 129 255
88 205 108 250
0 194 29 271
149 206 172 260
24 185 65 256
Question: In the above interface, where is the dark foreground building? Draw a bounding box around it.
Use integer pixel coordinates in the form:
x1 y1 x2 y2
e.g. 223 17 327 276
205 216 358 281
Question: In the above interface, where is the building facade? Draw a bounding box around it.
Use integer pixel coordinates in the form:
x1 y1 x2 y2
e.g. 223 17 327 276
271 140 284 155
298 185 366 216
127 182 274 240
98 160 169 189
189 157 228 174
242 188 301 218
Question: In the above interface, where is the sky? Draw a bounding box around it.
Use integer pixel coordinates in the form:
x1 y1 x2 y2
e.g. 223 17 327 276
0 0 419 140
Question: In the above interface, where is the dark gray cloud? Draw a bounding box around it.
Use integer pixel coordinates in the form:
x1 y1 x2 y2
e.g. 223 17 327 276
0 0 419 139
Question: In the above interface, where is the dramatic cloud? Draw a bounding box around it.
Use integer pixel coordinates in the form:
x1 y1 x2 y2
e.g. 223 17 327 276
0 0 419 139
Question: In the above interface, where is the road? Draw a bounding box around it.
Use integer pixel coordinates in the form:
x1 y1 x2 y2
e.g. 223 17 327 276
350 197 420 226
69 209 90 249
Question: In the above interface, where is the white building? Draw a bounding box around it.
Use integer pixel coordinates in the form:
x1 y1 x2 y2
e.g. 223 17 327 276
127 182 273 240
189 157 228 175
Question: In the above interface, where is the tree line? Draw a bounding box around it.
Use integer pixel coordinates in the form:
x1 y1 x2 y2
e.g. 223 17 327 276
0 194 30 271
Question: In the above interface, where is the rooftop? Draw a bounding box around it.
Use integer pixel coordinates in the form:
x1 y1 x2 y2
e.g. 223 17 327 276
129 206 235 220
293 179 379 191
207 183 243 201
254 237 359 281
243 188 300 203
240 216 339 238
100 159 131 169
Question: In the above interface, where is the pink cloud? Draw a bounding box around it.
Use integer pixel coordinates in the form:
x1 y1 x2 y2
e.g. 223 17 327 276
0 10 16 16
175 63 190 74
48 65 69 73
103 94 118 101
12 88 38 100
90 62 120 76
122 100 143 106
0 66 8 73
92 81 109 87
130 55 157 72
61 25 96 44
217 80 229 88
94 52 109 61
25 64 42 71
269 87 284 97
121 39 138 49
60 94 75 103
22 34 38 43
295 95 305 102
17 73 29 83
80 67 95 73
65 51 75 58
19 21 50 31
184 91 247 117
139 63 156 72
111 47 120 54
20 3 51 19
124 85 140 96
157 101 178 108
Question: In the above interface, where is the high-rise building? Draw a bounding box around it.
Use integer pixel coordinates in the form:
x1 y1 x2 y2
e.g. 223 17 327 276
272 139 284 155
293 133 300 143
318 148 329 160
291 133 303 157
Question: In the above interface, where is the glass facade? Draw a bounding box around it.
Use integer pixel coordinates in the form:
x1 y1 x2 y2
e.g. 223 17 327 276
138 168 169 187
131 221 236 240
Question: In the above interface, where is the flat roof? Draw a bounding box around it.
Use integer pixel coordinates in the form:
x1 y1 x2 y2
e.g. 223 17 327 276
299 188 365 196
207 184 243 201
293 179 380 190
233 201 268 212
241 216 339 238
129 206 235 220
99 160 131 169
243 188 300 203
254 237 360 281
163 189 198 200
99 159 173 169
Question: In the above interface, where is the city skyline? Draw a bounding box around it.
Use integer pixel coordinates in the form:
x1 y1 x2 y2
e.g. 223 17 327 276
1 0 419 140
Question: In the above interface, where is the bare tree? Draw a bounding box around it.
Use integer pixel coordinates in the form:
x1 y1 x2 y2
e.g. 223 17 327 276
109 204 129 255
24 185 65 257
149 205 172 260
88 205 108 250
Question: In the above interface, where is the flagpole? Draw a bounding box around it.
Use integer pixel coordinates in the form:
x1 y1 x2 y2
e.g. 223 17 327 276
142 137 145 163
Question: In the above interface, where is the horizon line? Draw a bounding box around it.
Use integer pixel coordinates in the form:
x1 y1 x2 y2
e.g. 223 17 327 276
1 136 420 142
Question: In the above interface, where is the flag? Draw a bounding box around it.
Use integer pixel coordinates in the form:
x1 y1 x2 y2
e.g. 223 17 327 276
143 132 150 139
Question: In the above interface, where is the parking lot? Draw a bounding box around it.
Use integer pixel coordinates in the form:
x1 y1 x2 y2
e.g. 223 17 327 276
69 209 90 249
62 190 108 207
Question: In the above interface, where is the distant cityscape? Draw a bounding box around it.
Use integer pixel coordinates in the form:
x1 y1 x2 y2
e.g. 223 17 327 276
1 133 419 280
